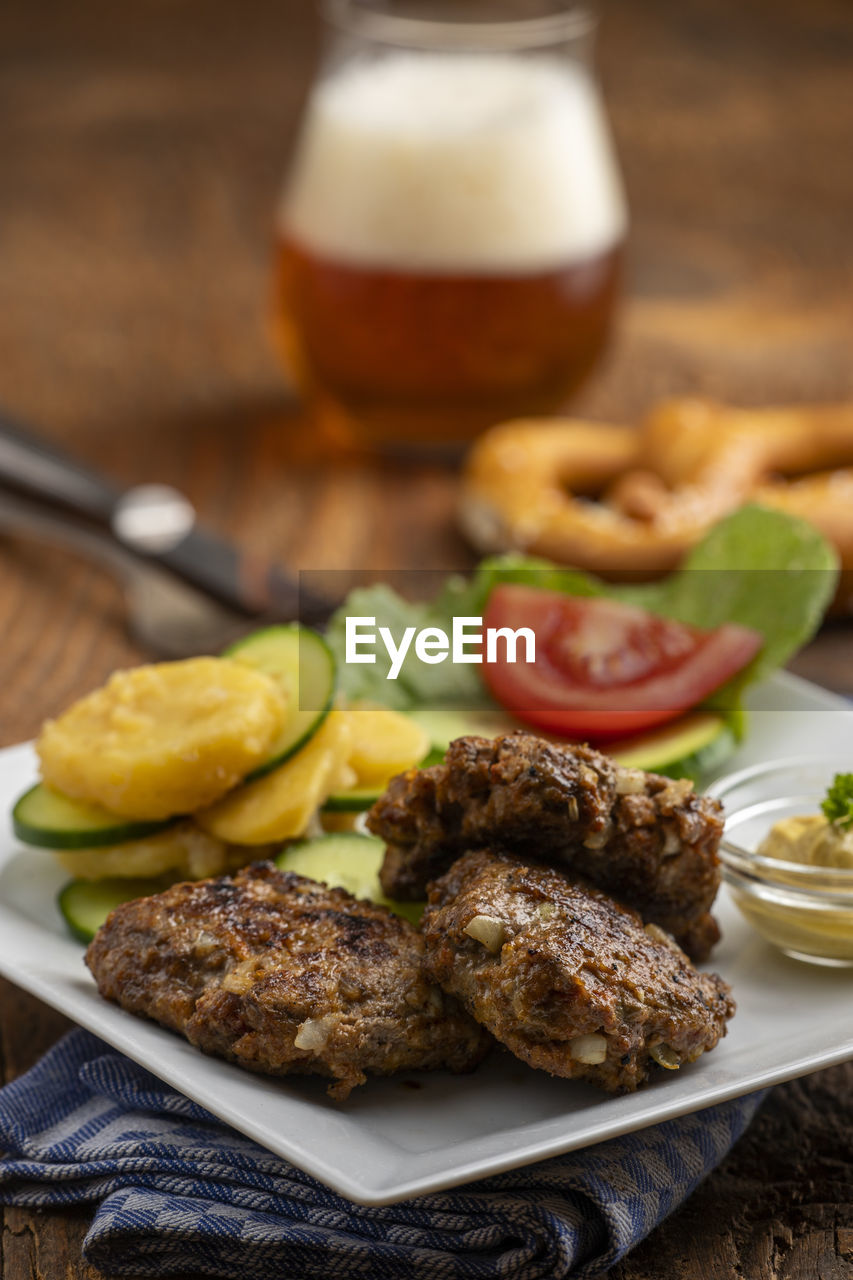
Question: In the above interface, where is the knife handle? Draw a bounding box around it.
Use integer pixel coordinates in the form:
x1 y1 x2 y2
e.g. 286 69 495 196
0 410 118 522
0 409 337 626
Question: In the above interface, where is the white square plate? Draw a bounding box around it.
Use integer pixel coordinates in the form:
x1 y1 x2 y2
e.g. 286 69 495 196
1 670 852 1206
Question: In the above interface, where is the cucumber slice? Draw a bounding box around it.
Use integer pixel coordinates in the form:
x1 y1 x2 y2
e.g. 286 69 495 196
407 707 523 755
608 711 737 782
322 787 383 813
13 784 174 851
224 625 336 781
58 876 170 943
276 833 423 925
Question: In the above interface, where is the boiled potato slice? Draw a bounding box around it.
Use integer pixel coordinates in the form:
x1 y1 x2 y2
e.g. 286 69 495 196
345 709 430 785
52 823 275 881
52 821 232 881
321 810 370 835
38 657 287 819
196 711 352 844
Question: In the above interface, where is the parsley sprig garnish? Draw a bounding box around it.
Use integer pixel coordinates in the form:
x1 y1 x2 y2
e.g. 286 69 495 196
821 773 853 830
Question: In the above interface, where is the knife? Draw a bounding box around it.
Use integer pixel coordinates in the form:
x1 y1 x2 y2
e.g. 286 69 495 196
0 410 335 626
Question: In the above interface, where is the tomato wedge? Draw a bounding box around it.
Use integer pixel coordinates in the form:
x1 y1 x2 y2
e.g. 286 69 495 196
482 584 762 740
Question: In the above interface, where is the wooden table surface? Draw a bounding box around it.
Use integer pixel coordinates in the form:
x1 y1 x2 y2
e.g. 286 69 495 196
1 0 852 1276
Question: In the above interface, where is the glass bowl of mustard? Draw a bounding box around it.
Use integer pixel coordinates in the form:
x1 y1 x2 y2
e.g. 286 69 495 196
708 756 853 967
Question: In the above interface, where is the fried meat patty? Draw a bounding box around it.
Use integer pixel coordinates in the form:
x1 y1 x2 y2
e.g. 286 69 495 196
423 850 734 1093
369 733 723 959
86 861 490 1099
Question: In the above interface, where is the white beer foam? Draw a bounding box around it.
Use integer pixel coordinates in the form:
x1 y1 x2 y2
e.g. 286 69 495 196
282 52 628 273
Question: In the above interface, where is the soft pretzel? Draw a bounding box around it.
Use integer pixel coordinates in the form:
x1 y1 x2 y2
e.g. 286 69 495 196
459 399 853 602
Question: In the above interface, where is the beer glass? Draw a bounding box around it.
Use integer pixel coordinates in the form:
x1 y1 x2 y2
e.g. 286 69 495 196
275 1 628 453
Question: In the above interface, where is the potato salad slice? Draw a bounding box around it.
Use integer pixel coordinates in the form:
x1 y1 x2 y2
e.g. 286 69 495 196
51 821 235 881
345 709 430 786
37 657 287 819
196 710 352 843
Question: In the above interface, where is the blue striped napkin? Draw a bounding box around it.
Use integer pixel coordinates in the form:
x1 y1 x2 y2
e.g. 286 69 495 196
0 1029 764 1279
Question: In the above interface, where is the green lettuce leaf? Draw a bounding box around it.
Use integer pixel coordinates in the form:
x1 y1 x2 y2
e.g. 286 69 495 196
619 504 840 691
326 581 494 708
326 505 838 712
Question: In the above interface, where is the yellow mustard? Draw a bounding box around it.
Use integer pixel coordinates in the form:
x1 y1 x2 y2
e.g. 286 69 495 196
757 814 853 870
734 812 853 963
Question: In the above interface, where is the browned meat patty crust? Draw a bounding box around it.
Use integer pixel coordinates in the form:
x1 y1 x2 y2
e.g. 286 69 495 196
423 850 734 1093
369 732 723 959
86 861 491 1099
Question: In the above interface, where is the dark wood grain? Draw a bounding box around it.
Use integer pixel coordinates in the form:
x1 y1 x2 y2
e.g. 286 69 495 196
1 0 852 1277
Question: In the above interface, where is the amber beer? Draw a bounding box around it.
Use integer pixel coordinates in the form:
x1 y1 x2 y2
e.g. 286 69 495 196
275 51 627 451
